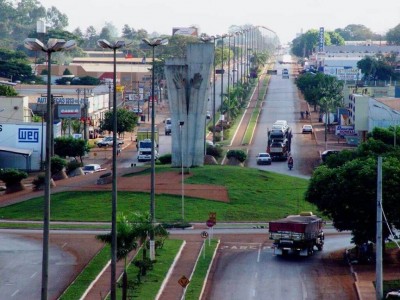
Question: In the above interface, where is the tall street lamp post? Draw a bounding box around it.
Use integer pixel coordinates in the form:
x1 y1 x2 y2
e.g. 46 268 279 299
142 37 168 261
179 121 185 221
97 39 125 300
24 37 76 300
227 34 231 122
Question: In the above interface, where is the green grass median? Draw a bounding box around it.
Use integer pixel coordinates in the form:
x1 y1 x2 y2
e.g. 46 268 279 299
0 166 315 224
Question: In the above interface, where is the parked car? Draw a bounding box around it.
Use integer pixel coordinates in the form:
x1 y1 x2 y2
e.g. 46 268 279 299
132 108 143 115
96 136 124 147
256 153 272 165
302 124 313 134
321 150 339 162
82 164 105 174
386 290 400 299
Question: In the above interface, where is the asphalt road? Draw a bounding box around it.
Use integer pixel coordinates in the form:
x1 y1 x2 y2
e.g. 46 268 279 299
0 233 76 300
207 234 354 300
247 62 318 179
205 60 356 299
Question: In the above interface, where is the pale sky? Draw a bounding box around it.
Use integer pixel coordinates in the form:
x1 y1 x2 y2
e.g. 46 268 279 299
39 0 400 44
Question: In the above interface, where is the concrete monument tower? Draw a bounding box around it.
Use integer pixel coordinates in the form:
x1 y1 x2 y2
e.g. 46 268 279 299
165 43 214 167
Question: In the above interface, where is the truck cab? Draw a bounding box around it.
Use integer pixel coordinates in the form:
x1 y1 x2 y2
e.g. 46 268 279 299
137 138 159 162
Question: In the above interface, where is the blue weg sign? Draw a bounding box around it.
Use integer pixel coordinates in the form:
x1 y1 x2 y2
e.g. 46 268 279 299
18 128 39 143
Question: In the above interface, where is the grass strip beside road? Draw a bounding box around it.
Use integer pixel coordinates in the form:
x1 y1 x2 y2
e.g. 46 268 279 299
185 239 218 299
59 244 110 300
115 239 183 299
242 76 270 145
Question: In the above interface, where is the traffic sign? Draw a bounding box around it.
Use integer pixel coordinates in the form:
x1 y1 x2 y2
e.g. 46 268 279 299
206 219 215 227
209 212 217 223
201 231 209 238
178 275 190 288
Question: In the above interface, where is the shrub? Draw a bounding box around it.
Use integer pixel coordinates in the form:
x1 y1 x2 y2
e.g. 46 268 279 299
51 156 67 175
32 173 45 189
66 160 83 173
158 153 172 164
0 169 28 185
207 144 223 158
226 149 247 162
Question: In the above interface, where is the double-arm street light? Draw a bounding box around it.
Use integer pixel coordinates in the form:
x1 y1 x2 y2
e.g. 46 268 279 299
97 39 125 300
142 37 168 261
24 37 76 300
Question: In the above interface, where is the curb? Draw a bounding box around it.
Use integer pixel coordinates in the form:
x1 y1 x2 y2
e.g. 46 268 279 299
155 240 186 300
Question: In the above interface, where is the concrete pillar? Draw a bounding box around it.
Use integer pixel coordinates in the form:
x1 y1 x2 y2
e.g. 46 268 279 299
165 43 214 167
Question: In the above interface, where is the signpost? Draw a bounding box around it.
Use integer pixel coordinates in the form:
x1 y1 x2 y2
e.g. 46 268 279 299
201 231 209 258
207 212 217 245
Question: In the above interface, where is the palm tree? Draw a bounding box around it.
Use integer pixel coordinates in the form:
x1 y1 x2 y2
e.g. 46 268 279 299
97 213 138 300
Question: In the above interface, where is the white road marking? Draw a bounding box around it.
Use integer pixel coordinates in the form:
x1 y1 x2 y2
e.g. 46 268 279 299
62 242 67 249
257 245 261 262
30 272 38 278
11 289 19 297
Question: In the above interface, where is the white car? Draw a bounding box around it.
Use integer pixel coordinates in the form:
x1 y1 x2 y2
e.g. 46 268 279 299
256 153 272 165
132 108 143 114
302 124 313 134
82 164 105 174
386 290 400 298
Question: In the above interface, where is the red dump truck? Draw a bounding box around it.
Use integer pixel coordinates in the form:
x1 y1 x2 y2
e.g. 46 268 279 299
269 212 324 256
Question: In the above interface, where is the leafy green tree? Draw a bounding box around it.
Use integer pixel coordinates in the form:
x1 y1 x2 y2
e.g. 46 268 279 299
327 31 345 45
83 26 98 49
100 108 138 136
357 56 398 81
73 75 100 85
0 48 35 82
122 25 137 40
71 119 82 134
0 85 18 96
306 154 400 247
296 72 343 111
54 136 89 163
334 24 380 41
386 23 400 45
63 68 72 75
46 6 68 30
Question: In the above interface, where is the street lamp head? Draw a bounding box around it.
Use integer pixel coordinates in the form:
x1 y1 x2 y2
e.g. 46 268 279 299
24 38 45 51
97 39 126 50
24 38 76 53
142 38 169 47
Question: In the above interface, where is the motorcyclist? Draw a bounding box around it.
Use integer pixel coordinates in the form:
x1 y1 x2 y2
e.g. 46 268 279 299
288 156 294 169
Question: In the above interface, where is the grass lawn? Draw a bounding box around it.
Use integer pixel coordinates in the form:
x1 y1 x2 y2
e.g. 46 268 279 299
0 166 316 223
116 239 184 299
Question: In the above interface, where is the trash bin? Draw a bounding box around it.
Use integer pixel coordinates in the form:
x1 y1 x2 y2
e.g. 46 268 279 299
141 115 146 122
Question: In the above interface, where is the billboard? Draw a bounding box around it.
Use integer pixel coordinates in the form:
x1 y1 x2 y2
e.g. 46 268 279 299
172 27 198 36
